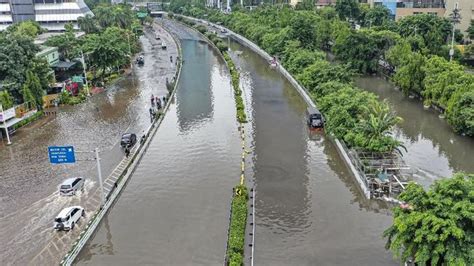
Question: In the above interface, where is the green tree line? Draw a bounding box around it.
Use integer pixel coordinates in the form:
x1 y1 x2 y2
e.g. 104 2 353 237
171 1 473 137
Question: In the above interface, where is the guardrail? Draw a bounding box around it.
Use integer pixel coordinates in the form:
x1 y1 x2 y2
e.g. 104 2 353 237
59 24 183 266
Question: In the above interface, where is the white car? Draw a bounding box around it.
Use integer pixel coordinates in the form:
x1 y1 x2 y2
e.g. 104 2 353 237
161 42 167 49
59 177 84 196
53 206 85 231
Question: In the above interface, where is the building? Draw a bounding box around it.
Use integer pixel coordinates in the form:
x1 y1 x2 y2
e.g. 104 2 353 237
445 0 474 38
0 0 92 32
395 0 446 20
36 45 59 66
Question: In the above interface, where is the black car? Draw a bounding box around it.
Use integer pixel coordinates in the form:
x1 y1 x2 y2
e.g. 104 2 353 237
120 133 137 148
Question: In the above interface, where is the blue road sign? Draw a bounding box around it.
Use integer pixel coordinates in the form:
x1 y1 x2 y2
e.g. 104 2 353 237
48 146 76 164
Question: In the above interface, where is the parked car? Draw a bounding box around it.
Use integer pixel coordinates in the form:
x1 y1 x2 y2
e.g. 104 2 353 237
220 28 227 33
59 177 84 196
161 42 167 50
155 34 160 40
53 206 85 231
121 133 137 148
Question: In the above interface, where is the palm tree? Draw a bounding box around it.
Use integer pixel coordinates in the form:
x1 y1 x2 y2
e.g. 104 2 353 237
357 100 406 153
78 14 97 33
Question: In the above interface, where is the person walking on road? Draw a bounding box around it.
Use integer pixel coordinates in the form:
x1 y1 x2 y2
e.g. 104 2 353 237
125 146 130 158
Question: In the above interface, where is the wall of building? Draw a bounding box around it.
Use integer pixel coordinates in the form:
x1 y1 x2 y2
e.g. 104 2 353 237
445 0 473 38
396 7 446 20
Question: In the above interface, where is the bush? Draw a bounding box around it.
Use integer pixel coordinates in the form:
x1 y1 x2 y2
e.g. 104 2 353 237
13 110 43 130
226 185 248 266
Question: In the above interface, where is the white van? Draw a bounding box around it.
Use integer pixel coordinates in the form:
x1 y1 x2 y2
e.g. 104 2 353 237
59 177 84 196
53 206 85 231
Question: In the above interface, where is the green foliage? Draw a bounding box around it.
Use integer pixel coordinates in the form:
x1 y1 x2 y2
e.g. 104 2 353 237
44 30 78 60
7 20 44 38
397 14 451 54
226 185 248 266
392 51 426 95
0 91 14 109
297 60 353 94
0 32 39 100
78 14 98 34
333 30 378 73
335 0 360 21
93 4 135 29
23 71 43 109
446 89 474 136
468 20 474 40
12 110 43 130
361 5 391 28
384 173 474 265
59 89 87 105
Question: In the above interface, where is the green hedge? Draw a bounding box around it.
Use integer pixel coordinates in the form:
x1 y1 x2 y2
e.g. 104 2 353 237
13 110 43 130
227 185 248 266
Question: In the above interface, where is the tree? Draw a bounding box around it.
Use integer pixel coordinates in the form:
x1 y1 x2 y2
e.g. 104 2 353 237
348 100 404 153
468 20 474 40
7 20 43 38
82 27 130 80
0 32 39 101
335 0 360 21
397 14 451 54
78 14 98 34
289 11 318 49
23 71 44 108
44 30 78 60
384 173 474 265
297 60 353 94
362 5 391 28
0 91 14 109
333 30 378 73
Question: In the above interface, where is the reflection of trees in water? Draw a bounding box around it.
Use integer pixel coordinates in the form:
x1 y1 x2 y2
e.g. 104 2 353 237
356 76 474 174
322 136 392 214
176 40 214 133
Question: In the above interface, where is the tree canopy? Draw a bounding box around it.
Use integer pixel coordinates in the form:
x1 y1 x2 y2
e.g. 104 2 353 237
384 173 474 265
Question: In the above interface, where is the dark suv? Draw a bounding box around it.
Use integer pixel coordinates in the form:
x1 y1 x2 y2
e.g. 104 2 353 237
120 133 137 148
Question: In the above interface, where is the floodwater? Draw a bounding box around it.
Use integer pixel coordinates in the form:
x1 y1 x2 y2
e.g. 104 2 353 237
355 76 474 186
0 26 177 264
76 21 240 265
229 39 397 265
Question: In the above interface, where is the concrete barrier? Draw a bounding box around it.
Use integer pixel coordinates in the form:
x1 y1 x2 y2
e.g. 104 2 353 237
178 15 371 199
60 24 184 266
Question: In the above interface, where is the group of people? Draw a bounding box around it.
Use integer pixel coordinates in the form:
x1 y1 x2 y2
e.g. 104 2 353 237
149 94 168 122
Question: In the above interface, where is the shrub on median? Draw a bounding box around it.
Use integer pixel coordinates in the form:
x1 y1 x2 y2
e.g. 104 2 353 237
227 185 248 266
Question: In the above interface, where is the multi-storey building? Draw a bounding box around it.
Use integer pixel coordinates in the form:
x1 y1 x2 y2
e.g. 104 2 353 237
0 0 92 32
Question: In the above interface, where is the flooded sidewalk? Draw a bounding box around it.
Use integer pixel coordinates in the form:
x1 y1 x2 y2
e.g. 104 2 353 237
0 23 178 265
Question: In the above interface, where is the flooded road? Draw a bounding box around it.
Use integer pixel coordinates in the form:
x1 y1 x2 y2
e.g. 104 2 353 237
76 21 240 265
0 24 177 264
229 39 397 265
355 77 474 186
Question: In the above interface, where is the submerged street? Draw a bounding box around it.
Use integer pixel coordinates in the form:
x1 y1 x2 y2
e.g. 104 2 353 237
1 7 473 266
0 23 177 265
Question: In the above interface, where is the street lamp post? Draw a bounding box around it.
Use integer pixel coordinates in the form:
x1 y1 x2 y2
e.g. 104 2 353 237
0 104 12 145
80 50 89 94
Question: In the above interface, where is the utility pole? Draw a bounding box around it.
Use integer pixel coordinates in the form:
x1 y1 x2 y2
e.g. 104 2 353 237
450 2 460 62
0 104 12 145
80 50 89 94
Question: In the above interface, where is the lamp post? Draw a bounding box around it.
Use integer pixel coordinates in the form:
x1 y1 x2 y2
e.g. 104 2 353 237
0 104 12 145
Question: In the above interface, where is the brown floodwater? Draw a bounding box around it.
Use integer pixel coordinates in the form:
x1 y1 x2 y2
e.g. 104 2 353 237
228 38 398 265
76 20 241 265
355 76 474 186
0 27 177 264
